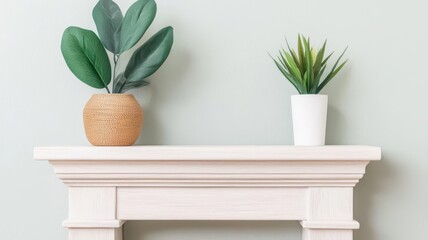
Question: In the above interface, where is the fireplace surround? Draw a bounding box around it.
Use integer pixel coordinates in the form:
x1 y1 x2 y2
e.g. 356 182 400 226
34 145 381 240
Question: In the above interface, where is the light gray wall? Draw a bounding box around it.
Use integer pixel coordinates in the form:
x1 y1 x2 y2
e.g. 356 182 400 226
1 0 427 239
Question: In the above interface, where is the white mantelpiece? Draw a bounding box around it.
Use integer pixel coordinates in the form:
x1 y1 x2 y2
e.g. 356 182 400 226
34 145 381 240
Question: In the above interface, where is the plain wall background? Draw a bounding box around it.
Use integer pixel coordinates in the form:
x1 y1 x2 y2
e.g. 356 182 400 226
1 0 427 239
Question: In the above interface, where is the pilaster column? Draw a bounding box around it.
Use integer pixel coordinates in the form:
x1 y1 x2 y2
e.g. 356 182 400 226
301 187 359 240
65 187 124 240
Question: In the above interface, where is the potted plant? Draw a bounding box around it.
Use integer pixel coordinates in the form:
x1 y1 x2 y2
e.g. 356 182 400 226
271 35 347 146
61 0 173 146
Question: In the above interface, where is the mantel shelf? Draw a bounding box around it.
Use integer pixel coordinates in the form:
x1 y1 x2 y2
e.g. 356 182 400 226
34 145 381 161
34 145 381 240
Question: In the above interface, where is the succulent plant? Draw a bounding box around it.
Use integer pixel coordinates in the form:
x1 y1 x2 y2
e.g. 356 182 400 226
61 0 173 93
271 35 347 94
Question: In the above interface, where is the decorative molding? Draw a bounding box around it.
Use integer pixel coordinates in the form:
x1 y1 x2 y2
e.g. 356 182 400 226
35 145 381 240
34 145 380 188
63 220 125 229
300 220 360 229
55 172 366 187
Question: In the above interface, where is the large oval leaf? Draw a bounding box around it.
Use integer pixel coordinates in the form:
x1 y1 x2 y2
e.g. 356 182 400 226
93 0 123 54
121 79 150 93
113 73 150 93
120 0 156 53
124 26 173 83
61 27 111 89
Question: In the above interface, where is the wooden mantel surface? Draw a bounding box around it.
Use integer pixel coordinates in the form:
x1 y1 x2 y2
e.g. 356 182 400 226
34 145 381 161
35 145 381 240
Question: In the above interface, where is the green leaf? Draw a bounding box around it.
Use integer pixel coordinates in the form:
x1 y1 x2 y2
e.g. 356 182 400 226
321 51 334 67
271 57 303 94
272 34 348 95
297 34 306 72
331 60 348 78
120 0 157 53
114 72 150 93
113 72 151 93
302 36 313 93
61 27 111 90
285 38 300 69
278 51 293 73
317 59 348 93
124 26 174 83
317 47 348 92
313 40 326 76
93 0 123 54
310 65 326 94
113 72 126 93
121 79 151 93
330 47 348 72
283 51 302 81
302 71 309 94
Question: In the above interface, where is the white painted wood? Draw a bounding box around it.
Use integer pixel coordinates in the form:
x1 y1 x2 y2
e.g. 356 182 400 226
117 188 306 220
48 161 369 187
63 220 125 229
69 229 122 240
34 145 381 240
302 229 353 240
300 220 360 229
56 173 364 187
68 187 116 220
307 188 353 221
49 160 370 176
67 187 122 240
302 187 355 240
34 145 381 161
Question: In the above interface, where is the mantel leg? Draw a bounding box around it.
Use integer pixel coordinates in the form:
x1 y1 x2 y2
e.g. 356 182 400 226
301 187 359 240
69 228 122 240
65 187 124 240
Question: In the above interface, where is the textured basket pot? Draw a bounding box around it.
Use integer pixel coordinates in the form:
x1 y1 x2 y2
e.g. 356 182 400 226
291 94 328 146
83 94 143 146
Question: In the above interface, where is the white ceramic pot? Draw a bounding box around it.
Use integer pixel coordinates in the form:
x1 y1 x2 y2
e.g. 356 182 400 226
291 94 328 146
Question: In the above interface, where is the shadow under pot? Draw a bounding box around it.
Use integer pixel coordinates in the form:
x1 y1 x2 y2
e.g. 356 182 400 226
83 94 143 146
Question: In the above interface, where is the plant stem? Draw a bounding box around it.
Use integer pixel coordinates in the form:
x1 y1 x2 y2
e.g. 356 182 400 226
114 54 119 64
112 54 119 93
118 81 125 93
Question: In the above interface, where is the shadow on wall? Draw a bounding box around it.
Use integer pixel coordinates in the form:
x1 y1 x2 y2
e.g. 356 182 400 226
320 65 397 240
324 66 352 145
124 221 301 240
354 153 396 240
326 104 346 142
132 47 192 145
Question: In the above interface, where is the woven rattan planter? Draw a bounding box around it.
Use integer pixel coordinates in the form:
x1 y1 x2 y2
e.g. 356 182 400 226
83 94 143 146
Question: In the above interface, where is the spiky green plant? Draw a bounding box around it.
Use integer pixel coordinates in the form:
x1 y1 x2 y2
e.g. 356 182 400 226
61 0 174 93
271 35 347 94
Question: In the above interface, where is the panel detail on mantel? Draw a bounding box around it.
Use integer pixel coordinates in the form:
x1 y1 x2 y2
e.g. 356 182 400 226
34 145 381 240
117 187 306 220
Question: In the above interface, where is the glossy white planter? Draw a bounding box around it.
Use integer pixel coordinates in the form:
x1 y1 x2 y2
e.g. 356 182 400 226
291 95 328 146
